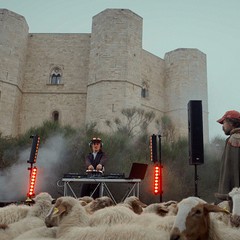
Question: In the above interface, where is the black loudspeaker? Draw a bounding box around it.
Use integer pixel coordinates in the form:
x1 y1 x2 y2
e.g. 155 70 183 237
188 100 204 165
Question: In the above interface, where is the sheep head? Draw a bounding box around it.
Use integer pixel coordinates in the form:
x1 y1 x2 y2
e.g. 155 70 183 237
229 187 240 227
143 203 169 216
33 192 55 204
123 196 147 214
78 196 94 204
170 197 229 240
45 197 70 227
85 196 114 213
45 196 85 227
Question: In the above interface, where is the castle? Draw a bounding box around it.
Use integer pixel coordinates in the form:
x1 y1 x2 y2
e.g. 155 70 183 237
0 8 209 141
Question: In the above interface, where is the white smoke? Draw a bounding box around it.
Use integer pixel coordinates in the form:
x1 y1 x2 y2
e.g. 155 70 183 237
0 134 68 202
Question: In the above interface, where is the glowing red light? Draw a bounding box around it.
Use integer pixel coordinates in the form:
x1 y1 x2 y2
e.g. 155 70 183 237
27 166 37 198
153 165 162 195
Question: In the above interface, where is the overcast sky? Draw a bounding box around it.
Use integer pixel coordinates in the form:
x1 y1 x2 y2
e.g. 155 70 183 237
1 0 239 140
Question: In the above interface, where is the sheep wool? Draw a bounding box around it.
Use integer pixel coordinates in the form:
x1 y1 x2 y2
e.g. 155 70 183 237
0 204 30 225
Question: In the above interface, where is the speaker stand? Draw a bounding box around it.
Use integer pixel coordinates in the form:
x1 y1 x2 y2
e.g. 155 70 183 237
194 164 199 197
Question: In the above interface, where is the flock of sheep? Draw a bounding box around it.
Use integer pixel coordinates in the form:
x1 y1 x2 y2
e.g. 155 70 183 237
1 188 240 240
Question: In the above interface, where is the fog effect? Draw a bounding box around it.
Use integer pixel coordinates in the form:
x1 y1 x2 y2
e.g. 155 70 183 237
0 135 68 202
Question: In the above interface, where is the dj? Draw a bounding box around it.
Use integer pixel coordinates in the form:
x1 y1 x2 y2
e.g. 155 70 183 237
80 137 107 198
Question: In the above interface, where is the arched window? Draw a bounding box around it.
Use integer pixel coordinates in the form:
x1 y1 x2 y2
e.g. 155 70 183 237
141 82 149 98
141 87 147 98
50 67 62 85
52 111 59 122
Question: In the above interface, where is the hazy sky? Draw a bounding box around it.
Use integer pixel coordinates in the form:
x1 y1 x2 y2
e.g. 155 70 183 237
1 0 239 140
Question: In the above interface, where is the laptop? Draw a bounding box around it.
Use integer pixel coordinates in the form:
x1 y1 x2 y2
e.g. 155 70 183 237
126 162 148 180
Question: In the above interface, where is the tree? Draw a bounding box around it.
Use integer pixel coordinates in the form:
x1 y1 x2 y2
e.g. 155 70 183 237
106 107 155 137
155 115 175 143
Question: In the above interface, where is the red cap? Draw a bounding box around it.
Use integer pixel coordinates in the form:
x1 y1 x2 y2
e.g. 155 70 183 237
217 110 240 124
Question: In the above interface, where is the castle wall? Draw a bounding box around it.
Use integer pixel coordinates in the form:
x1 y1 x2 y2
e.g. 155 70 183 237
0 9 28 136
20 93 86 134
140 50 166 133
0 8 209 141
19 33 90 133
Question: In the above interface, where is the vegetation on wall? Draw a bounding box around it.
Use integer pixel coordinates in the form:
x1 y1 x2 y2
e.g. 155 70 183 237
105 107 155 137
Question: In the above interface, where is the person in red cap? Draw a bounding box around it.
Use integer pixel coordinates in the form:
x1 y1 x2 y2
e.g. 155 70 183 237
215 110 240 199
81 137 107 198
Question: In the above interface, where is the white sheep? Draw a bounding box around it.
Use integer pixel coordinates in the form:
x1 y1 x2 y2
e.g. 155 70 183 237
0 192 54 228
0 192 55 240
89 204 137 226
213 187 240 227
45 195 170 240
208 219 240 240
57 223 170 240
120 196 147 214
89 195 149 226
0 204 30 226
84 196 114 214
131 200 177 232
26 192 55 220
0 216 45 240
228 187 240 227
143 200 178 216
211 200 231 225
131 212 176 232
78 196 94 206
12 226 57 240
163 200 178 216
45 196 90 238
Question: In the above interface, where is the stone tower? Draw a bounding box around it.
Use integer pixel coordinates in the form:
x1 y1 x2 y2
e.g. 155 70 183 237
0 9 29 136
164 48 209 142
86 9 143 129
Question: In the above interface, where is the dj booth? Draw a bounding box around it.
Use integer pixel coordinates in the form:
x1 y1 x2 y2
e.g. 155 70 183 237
62 177 141 204
62 163 148 204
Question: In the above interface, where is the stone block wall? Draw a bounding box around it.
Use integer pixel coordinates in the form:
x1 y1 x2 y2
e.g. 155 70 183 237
0 8 209 142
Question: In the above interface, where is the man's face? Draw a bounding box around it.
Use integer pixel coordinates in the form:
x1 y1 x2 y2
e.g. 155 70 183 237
222 119 234 135
92 141 101 152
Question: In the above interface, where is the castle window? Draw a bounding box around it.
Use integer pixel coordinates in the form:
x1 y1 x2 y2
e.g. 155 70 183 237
50 67 62 85
51 74 61 84
141 82 149 98
52 111 59 122
141 88 146 98
141 87 149 98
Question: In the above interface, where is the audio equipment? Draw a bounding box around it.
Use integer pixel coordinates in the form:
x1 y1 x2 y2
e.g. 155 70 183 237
188 100 204 165
89 137 103 148
63 172 125 179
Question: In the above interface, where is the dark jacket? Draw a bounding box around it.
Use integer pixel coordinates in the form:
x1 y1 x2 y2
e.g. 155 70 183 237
218 128 240 194
85 151 107 170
